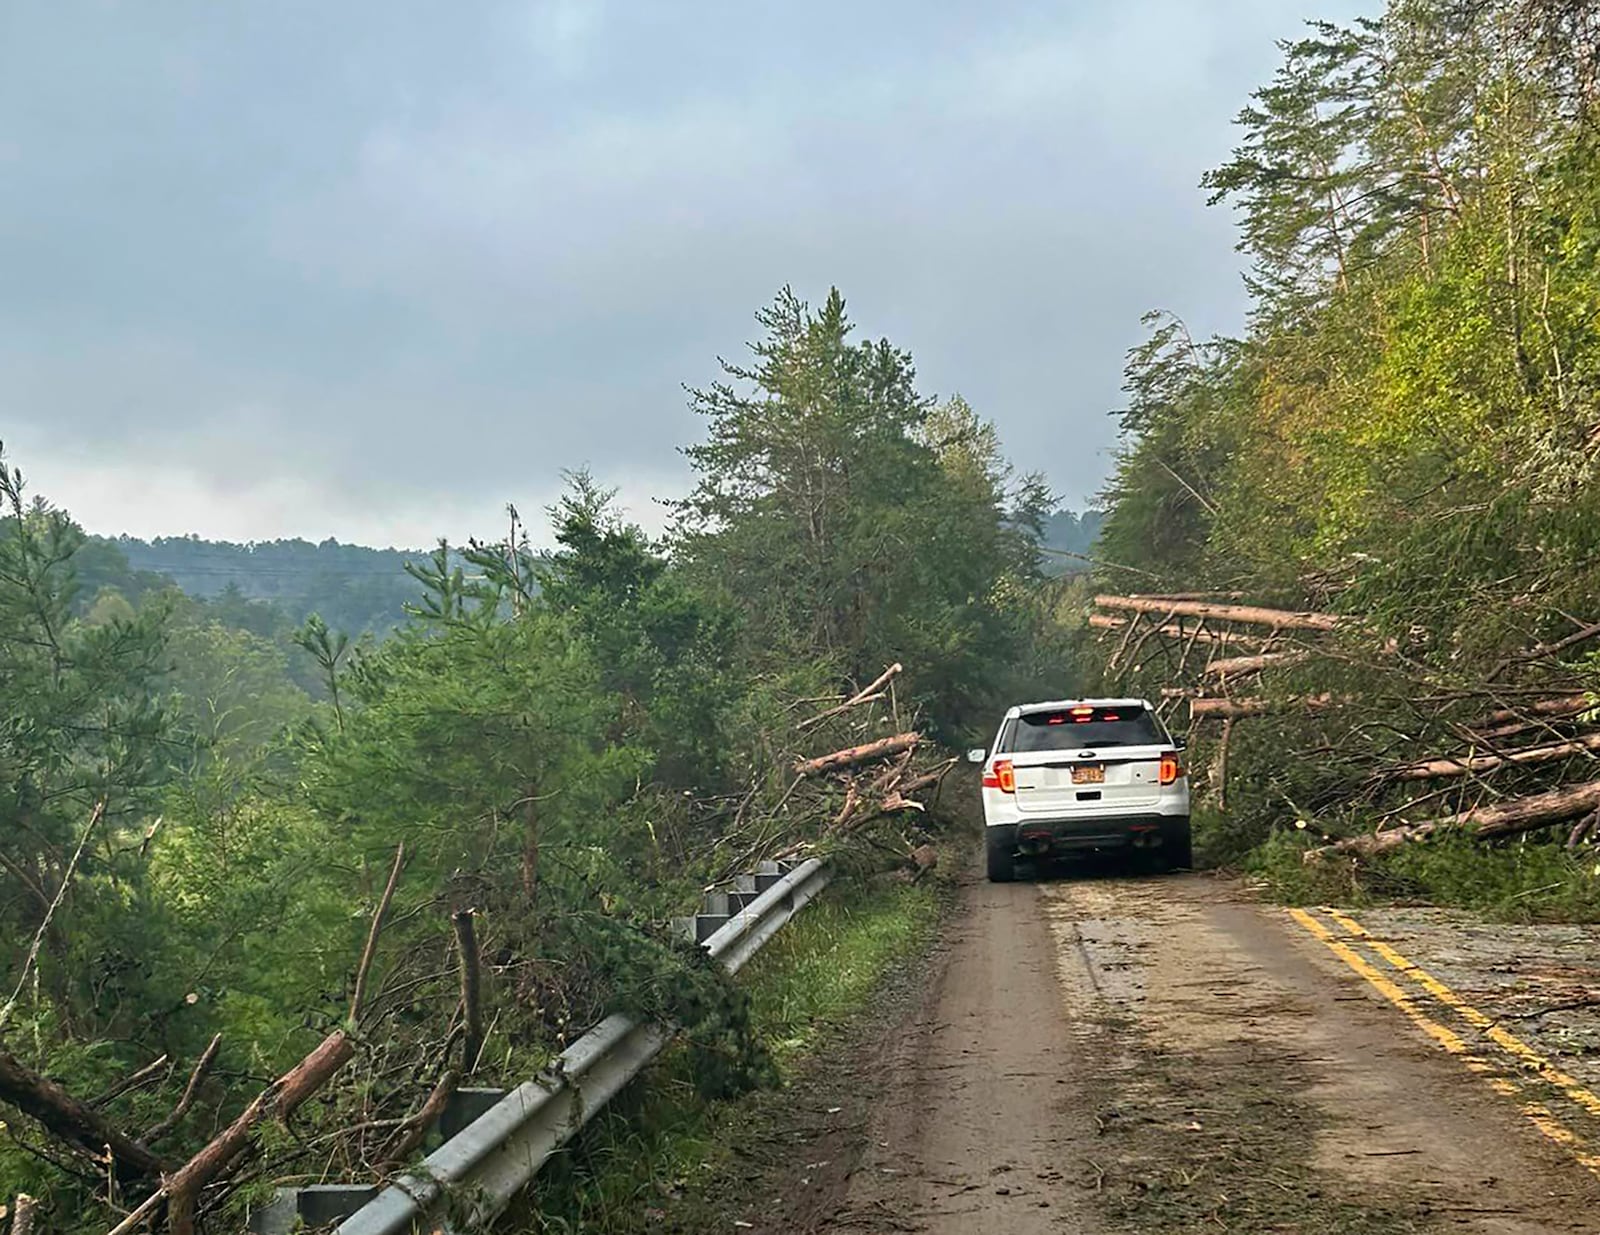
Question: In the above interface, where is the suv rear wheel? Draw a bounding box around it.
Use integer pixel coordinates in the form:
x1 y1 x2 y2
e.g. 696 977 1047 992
986 828 1017 883
1165 821 1194 872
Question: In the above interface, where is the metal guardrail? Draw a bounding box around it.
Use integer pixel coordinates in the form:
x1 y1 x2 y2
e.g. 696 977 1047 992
331 858 831 1235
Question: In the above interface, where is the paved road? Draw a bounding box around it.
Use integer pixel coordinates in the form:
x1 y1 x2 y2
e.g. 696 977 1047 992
761 862 1600 1234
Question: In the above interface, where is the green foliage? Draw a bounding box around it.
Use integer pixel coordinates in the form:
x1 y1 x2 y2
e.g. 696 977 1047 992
1093 0 1600 915
1 284 1067 1227
523 870 942 1234
0 446 179 1030
673 287 1046 739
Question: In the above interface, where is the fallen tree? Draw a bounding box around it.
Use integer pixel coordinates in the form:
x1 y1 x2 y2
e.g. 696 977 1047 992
1094 594 1344 632
1384 731 1600 782
0 1048 166 1180
1306 780 1600 861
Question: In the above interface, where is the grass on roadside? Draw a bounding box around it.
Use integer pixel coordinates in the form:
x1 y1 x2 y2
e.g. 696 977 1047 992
1239 826 1600 923
514 874 942 1234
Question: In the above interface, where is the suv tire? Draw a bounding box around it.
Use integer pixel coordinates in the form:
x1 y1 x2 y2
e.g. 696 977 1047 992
1165 821 1194 872
986 828 1017 883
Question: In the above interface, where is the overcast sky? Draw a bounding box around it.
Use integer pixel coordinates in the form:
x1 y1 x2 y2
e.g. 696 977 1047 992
0 1 1374 548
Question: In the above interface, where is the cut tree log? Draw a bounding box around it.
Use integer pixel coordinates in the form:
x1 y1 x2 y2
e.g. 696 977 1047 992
794 732 920 778
1306 780 1600 861
1094 594 1344 632
1385 731 1600 782
1190 694 1342 720
0 1047 166 1178
1201 652 1309 679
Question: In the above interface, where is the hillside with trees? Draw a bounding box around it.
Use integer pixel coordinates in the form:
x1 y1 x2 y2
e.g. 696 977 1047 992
98 536 426 636
0 289 1076 1231
1085 0 1600 914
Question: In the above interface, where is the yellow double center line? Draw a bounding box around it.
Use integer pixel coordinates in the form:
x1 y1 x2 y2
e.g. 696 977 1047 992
1289 905 1600 1176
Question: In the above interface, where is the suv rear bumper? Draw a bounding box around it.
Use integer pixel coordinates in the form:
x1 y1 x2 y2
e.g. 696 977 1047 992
989 814 1189 856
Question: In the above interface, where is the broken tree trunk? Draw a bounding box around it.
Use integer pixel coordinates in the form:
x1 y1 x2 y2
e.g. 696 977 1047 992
794 732 919 778
1385 731 1600 783
453 910 485 1075
1190 694 1342 720
1094 594 1344 632
1215 719 1233 812
0 1047 165 1179
1307 780 1600 862
9 1194 37 1235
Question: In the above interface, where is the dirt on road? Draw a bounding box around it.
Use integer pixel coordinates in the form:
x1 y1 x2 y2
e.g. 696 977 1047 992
720 861 1600 1234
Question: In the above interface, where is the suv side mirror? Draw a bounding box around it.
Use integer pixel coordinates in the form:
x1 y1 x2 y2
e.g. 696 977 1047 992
966 748 988 765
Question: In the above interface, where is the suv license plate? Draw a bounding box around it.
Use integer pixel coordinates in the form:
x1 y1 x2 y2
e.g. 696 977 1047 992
1072 764 1105 785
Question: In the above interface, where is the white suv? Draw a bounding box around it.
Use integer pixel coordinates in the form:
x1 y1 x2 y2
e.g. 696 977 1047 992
969 698 1191 882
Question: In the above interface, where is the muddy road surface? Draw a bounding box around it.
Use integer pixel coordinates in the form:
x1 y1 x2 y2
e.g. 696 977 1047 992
732 863 1600 1234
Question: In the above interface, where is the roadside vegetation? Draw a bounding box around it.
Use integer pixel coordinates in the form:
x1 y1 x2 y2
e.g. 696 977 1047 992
1080 0 1600 920
523 865 949 1234
0 289 1074 1231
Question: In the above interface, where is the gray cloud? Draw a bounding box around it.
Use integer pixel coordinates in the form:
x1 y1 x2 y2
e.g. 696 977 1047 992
0 0 1376 545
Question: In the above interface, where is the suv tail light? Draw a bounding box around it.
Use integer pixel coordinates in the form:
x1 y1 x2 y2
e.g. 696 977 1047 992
1159 753 1183 785
982 759 1016 794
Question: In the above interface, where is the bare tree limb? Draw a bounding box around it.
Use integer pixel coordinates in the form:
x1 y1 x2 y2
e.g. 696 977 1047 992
797 662 902 730
142 1035 221 1145
350 842 406 1027
375 1069 459 1173
1 801 104 1032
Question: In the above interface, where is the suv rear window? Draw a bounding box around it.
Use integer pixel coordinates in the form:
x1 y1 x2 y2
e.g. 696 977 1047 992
1004 706 1166 753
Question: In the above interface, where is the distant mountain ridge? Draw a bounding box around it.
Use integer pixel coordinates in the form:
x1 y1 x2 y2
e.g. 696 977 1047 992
97 534 430 634
90 507 1102 632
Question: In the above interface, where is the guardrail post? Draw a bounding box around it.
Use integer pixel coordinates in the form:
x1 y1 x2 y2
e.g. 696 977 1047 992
249 1185 379 1233
753 860 786 892
438 1087 509 1141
